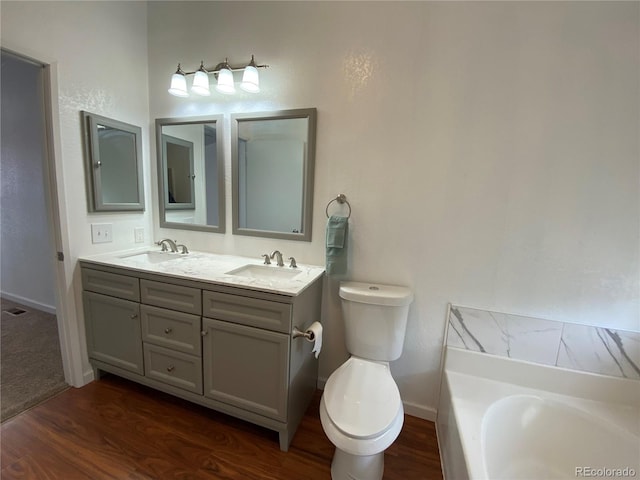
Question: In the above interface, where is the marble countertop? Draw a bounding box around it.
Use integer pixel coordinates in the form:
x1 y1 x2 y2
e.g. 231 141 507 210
78 247 325 296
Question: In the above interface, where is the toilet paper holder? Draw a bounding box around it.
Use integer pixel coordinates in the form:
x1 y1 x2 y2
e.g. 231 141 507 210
293 326 315 341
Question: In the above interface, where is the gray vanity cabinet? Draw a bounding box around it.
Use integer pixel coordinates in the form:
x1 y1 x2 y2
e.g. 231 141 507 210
80 262 323 452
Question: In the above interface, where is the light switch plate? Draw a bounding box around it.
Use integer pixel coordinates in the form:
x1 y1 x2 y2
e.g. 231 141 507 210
134 227 144 243
91 223 112 244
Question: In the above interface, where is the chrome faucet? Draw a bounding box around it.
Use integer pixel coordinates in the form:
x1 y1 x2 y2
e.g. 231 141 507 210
157 238 178 253
270 250 284 267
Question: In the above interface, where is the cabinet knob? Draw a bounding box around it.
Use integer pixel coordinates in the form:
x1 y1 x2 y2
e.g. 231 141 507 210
164 327 173 334
201 330 208 336
130 313 138 319
166 365 175 373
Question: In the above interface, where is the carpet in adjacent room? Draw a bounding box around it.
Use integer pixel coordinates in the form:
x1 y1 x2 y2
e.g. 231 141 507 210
1 297 68 422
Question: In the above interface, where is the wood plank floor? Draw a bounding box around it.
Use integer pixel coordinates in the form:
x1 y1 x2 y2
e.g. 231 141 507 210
1 374 443 479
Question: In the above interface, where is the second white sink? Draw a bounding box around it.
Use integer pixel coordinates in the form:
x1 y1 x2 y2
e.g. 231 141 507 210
226 264 300 280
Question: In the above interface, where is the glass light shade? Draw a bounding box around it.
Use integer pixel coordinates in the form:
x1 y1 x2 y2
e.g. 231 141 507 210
215 68 235 94
168 73 189 97
240 65 260 93
191 70 211 96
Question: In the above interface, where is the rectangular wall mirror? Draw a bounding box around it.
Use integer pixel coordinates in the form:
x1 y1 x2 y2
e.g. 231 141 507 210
231 108 317 242
156 115 225 232
82 111 144 212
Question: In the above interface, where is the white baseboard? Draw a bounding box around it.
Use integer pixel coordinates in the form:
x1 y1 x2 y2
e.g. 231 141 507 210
82 368 95 386
1 290 56 315
317 376 437 422
403 401 437 422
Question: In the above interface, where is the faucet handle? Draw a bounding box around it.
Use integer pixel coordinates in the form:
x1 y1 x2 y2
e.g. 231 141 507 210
262 254 271 265
156 240 168 252
288 257 297 268
176 244 189 254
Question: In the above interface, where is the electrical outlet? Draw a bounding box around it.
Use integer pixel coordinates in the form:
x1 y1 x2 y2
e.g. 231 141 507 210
134 227 144 243
91 223 113 244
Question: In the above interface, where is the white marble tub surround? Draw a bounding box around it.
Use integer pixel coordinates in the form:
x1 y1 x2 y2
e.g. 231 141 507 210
557 323 640 380
78 247 325 296
437 348 640 480
447 306 563 366
447 305 640 380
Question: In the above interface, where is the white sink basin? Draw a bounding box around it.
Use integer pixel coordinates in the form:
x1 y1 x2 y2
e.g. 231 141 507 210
120 251 185 264
226 264 300 280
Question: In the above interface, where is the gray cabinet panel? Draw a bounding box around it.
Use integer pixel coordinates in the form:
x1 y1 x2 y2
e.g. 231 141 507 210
140 279 201 315
143 343 203 394
202 318 289 421
203 291 291 333
82 268 139 301
141 304 201 356
83 291 143 374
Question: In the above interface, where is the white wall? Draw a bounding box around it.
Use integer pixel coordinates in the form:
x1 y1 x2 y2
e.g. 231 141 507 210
148 1 639 416
1 0 152 384
1 53 56 312
2 1 636 415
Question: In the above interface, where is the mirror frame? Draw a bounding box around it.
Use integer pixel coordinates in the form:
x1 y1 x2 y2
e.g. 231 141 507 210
156 115 225 233
82 111 145 212
231 108 317 242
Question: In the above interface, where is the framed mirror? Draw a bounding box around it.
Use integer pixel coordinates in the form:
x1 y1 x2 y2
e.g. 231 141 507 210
156 115 225 232
231 108 317 241
82 111 144 212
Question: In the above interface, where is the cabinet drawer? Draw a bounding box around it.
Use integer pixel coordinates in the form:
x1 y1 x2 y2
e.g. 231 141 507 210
141 305 201 356
202 291 291 333
82 269 139 301
141 279 201 315
143 343 202 394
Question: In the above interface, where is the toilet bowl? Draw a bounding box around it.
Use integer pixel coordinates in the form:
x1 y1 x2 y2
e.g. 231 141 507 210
320 281 413 480
320 358 404 480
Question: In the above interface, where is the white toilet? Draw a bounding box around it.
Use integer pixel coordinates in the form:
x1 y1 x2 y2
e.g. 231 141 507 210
320 281 413 480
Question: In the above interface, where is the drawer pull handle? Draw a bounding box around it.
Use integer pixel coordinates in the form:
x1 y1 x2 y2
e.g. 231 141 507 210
166 365 175 373
164 327 173 334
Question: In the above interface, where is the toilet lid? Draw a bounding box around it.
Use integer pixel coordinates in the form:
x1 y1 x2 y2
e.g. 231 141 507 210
324 358 401 439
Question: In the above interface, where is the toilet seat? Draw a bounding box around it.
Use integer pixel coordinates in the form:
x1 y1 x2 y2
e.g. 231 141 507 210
324 357 401 440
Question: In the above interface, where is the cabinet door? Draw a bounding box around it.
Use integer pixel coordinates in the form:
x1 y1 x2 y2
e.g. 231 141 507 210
83 291 143 375
202 318 289 421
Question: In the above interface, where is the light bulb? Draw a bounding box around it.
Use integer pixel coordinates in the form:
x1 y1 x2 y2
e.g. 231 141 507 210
240 65 260 93
168 70 188 97
216 66 235 94
191 69 211 96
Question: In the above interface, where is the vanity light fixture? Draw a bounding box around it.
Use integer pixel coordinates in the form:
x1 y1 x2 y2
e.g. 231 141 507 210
168 55 268 98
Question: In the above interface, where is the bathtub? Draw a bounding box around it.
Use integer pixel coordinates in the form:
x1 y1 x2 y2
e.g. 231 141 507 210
437 348 640 480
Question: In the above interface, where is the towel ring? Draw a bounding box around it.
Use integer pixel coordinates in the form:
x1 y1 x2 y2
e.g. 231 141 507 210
325 194 351 219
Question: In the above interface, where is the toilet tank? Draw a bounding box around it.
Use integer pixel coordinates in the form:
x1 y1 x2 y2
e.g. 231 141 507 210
339 281 414 362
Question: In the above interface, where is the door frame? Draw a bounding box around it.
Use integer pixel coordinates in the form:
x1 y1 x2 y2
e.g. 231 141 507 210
2 47 85 387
